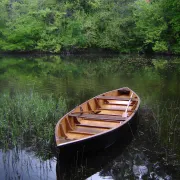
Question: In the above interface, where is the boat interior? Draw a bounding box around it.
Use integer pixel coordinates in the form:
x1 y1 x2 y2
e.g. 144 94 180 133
56 88 139 145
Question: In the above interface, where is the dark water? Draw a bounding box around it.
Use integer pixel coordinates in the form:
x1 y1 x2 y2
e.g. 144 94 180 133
0 54 180 179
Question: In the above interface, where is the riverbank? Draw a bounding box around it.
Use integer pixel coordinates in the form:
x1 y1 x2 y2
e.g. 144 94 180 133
1 48 180 59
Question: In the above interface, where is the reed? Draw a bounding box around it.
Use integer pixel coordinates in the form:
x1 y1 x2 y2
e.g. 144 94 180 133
149 100 180 161
0 91 67 150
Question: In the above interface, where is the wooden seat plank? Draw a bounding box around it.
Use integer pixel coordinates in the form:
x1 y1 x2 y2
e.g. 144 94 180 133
69 110 101 118
100 104 133 111
106 100 134 105
69 131 96 135
80 114 126 121
80 118 124 123
81 119 120 126
97 96 138 101
69 113 82 117
98 110 122 116
66 132 92 139
99 107 132 112
77 124 112 129
75 126 107 133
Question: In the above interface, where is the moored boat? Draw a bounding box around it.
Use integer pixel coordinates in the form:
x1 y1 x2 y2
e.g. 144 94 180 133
55 87 140 154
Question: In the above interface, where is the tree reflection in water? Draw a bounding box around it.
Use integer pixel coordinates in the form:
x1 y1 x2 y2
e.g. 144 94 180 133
0 148 56 180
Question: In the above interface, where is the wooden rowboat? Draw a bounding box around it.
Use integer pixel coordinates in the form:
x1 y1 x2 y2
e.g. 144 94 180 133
55 87 140 153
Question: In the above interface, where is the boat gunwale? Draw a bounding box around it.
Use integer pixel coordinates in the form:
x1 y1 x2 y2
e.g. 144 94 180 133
55 87 140 147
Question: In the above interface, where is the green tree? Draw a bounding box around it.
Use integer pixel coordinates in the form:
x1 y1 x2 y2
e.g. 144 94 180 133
0 0 179 54
133 0 168 53
162 0 180 53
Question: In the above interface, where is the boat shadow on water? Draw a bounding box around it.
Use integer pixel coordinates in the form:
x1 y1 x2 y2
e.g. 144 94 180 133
56 114 139 180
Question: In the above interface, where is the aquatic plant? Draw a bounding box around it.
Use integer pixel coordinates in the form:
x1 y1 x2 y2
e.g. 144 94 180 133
146 100 180 163
0 91 67 150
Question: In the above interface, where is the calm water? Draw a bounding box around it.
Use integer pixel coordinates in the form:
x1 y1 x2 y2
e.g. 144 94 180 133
0 54 180 179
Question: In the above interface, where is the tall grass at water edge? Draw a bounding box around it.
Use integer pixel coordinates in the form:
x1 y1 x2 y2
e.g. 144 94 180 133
0 91 67 151
142 99 180 164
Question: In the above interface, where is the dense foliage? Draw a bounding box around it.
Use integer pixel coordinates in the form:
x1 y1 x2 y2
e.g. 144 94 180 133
0 0 179 54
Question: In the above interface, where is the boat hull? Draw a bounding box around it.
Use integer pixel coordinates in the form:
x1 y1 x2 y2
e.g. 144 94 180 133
55 87 140 163
57 111 139 161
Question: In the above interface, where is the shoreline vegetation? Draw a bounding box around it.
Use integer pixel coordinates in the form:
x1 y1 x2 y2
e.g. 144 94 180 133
0 0 180 55
1 48 180 57
0 91 67 152
140 101 180 165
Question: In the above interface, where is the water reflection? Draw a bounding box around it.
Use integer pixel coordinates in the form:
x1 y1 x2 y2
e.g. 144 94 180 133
87 150 173 180
0 54 180 179
0 148 56 180
56 132 133 180
87 172 113 180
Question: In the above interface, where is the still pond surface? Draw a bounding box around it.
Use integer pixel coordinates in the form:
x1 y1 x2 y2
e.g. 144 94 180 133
0 54 180 180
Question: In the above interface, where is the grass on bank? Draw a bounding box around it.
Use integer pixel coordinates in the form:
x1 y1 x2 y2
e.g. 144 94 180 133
0 91 67 150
